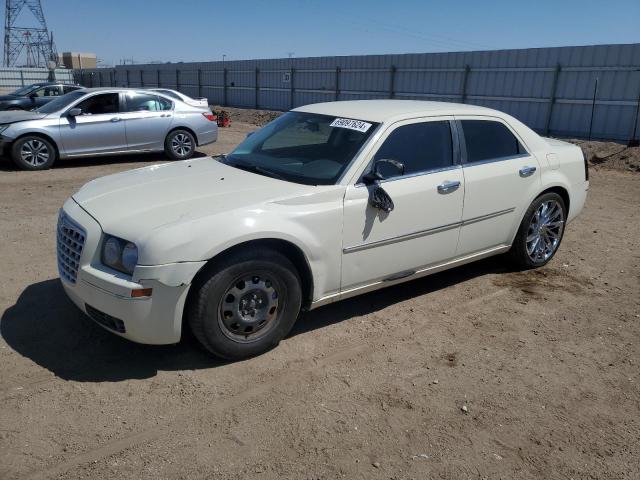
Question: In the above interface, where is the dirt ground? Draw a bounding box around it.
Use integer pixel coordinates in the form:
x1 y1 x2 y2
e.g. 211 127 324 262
0 119 639 480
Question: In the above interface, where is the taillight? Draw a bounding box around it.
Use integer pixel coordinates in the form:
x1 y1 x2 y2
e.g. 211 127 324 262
583 152 589 181
203 113 217 122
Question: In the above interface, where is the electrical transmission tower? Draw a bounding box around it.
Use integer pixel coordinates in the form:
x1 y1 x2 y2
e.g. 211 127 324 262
3 0 57 67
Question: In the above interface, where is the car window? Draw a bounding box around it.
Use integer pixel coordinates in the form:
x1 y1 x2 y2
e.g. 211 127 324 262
157 96 173 111
460 120 525 163
63 85 80 94
156 90 181 101
372 121 453 179
75 93 120 115
125 92 171 112
30 87 47 97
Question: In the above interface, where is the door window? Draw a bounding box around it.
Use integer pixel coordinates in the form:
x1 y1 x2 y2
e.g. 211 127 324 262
124 92 172 112
460 120 525 163
75 93 120 115
371 121 453 179
63 85 81 94
31 86 62 97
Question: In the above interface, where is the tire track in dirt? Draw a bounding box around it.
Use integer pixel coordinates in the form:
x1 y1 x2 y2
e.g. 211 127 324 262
21 285 512 479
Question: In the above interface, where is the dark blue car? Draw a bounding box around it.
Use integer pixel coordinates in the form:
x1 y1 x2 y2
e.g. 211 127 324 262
0 82 82 111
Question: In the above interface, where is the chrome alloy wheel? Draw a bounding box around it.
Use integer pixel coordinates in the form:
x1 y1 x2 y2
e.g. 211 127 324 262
171 133 192 157
20 139 50 167
526 200 565 263
218 273 281 343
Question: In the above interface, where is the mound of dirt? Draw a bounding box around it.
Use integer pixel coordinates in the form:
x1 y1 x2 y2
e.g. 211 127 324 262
566 139 640 173
210 106 282 127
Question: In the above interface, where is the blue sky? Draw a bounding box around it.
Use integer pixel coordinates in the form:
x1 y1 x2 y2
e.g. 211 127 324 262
19 0 640 65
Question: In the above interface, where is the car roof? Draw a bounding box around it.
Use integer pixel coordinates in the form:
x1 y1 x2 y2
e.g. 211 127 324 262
293 100 497 123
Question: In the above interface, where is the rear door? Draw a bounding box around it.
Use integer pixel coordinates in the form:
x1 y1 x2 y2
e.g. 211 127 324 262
58 92 127 156
455 117 541 256
120 92 174 151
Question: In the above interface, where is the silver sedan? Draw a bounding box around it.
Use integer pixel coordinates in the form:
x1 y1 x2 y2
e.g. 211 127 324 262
0 87 218 170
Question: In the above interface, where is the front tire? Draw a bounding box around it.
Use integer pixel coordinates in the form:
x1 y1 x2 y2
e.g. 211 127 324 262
11 135 57 170
509 192 566 269
164 129 195 160
187 249 302 360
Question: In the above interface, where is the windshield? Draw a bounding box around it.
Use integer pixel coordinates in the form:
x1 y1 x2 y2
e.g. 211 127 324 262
223 112 378 185
35 90 86 114
11 84 40 96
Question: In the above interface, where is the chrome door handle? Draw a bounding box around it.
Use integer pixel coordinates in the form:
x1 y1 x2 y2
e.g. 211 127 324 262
519 166 537 177
110 117 121 122
437 180 461 194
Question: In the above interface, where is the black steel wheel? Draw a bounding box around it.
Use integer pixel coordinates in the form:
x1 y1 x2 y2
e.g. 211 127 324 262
187 248 302 360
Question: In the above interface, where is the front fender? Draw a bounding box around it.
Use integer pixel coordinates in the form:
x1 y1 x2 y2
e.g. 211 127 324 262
137 193 345 302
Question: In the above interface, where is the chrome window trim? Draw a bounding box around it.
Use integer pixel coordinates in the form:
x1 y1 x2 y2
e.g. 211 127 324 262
353 119 459 187
354 164 461 188
462 152 531 168
343 207 515 253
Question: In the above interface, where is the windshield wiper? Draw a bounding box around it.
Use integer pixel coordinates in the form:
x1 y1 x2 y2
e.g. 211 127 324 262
228 162 287 181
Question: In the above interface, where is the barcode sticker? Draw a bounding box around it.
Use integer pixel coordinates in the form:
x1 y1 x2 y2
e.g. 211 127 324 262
330 118 372 133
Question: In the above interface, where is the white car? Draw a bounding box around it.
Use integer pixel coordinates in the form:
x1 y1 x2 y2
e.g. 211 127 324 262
57 100 589 359
148 88 209 109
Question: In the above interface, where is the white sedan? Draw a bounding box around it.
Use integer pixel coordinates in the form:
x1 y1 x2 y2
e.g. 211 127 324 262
57 100 589 359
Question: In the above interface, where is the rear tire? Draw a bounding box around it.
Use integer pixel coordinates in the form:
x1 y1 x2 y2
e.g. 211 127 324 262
187 249 302 360
509 192 566 269
164 129 195 160
10 135 57 170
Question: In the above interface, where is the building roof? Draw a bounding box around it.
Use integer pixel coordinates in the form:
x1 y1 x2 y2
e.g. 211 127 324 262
294 100 496 123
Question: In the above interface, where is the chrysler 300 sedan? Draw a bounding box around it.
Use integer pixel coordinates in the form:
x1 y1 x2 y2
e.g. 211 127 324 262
57 100 588 359
1 87 218 170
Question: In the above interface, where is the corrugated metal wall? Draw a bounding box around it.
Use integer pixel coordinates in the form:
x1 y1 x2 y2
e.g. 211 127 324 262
0 67 76 92
75 44 640 142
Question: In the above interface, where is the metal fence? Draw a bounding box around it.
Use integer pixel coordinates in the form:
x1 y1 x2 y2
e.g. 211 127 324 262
74 43 640 142
0 67 76 92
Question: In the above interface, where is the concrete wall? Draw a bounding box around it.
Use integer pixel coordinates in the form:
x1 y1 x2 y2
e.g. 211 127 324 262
75 44 640 142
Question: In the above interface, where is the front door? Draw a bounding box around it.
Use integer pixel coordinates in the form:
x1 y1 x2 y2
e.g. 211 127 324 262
29 85 63 109
59 92 127 156
120 92 174 151
341 118 464 292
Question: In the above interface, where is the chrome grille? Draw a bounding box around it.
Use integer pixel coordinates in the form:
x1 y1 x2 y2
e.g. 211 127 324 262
56 211 86 284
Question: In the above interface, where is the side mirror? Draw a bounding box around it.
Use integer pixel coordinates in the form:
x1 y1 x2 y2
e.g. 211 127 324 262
362 159 404 213
362 158 404 185
67 108 82 117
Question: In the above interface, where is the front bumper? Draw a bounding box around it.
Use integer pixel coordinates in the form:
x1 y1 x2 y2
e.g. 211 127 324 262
59 198 205 345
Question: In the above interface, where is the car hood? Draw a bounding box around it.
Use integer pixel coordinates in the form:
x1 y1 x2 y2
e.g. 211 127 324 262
0 94 17 102
0 110 46 124
73 157 313 238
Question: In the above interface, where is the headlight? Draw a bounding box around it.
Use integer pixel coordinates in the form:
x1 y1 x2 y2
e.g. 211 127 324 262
101 235 138 275
0 125 10 135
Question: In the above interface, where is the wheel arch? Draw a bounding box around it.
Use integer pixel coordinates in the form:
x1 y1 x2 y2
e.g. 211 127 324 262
509 184 571 246
185 238 315 314
11 131 60 159
167 125 199 146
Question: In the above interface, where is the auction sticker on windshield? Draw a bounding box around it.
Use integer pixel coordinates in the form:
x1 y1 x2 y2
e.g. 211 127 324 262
330 118 372 133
